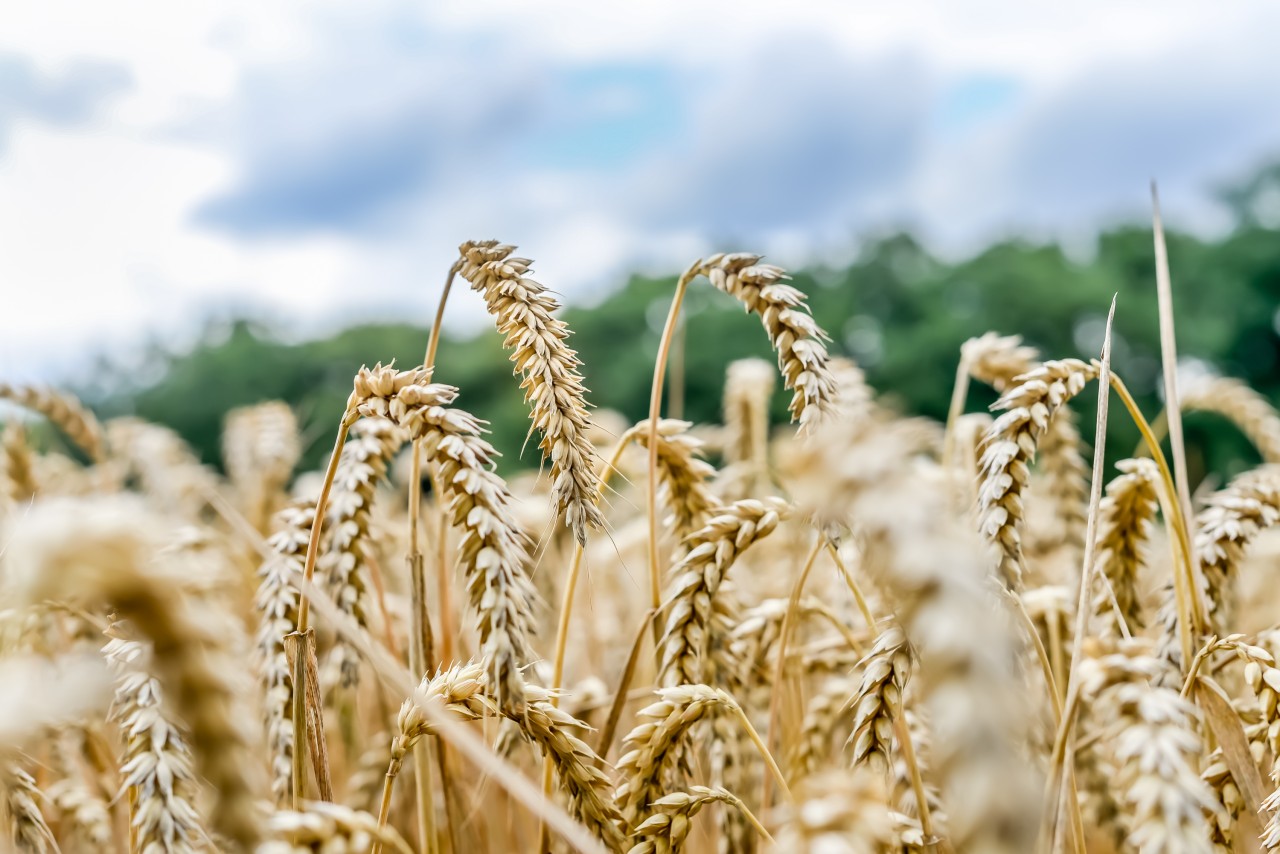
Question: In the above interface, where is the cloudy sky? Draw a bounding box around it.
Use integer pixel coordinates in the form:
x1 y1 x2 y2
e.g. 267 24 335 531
3 1 1279 381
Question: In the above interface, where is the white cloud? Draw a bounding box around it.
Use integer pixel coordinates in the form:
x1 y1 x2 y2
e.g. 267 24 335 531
2 0 1280 381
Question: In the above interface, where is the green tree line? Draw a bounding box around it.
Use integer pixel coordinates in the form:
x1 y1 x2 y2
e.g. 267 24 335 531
89 174 1280 487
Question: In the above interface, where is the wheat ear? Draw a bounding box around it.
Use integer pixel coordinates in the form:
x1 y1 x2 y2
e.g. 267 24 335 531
255 501 314 803
0 382 105 462
1091 458 1160 634
792 673 858 780
722 357 775 498
5 497 265 849
696 254 836 428
390 662 626 851
456 240 604 544
774 769 895 854
632 419 719 540
977 358 1099 588
223 401 300 532
322 417 406 687
1193 466 1280 630
2 763 56 853
1182 375 1280 463
2 422 36 505
627 786 767 854
102 627 203 853
105 417 220 518
848 626 912 773
657 498 791 688
351 364 538 711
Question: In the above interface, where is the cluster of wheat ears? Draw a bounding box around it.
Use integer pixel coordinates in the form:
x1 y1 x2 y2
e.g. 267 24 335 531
4 232 1280 854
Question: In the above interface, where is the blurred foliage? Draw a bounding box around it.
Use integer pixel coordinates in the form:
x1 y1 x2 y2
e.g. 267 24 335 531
90 190 1280 489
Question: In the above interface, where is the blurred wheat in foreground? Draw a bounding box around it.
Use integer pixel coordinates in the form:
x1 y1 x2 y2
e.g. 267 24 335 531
5 239 1280 854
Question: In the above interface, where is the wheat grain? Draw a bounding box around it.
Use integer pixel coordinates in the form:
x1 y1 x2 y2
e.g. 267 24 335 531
262 800 412 853
456 240 604 544
627 786 750 854
962 332 1039 391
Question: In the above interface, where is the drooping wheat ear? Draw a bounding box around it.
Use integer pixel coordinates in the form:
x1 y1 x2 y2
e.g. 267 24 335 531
978 358 1099 588
456 240 604 544
392 662 625 851
0 382 105 462
1091 458 1160 634
322 417 406 688
962 332 1038 391
657 498 792 688
696 253 837 428
773 768 894 854
1079 642 1219 854
628 786 753 854
102 628 203 854
351 364 538 711
2 763 56 853
1182 375 1280 463
830 356 876 420
106 417 220 518
47 734 112 848
1193 466 1280 631
1030 407 1089 559
848 625 911 774
615 685 745 830
256 501 313 803
631 418 719 540
722 357 775 497
223 401 300 532
262 800 412 854
2 422 36 505
788 416 1042 853
792 672 858 780
5 497 265 849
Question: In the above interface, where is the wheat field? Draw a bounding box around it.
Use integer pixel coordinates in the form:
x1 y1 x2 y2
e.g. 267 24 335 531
2 236 1279 854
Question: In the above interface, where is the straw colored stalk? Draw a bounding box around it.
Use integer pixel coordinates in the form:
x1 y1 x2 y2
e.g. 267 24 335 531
390 662 625 852
322 417 406 688
455 240 604 544
255 502 314 802
350 364 538 712
1182 375 1280 463
657 498 791 688
1090 458 1160 635
0 382 105 463
977 358 1099 589
5 497 265 849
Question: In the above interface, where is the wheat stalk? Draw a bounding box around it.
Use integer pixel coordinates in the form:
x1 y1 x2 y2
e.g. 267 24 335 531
455 240 604 544
351 364 538 712
0 382 105 463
